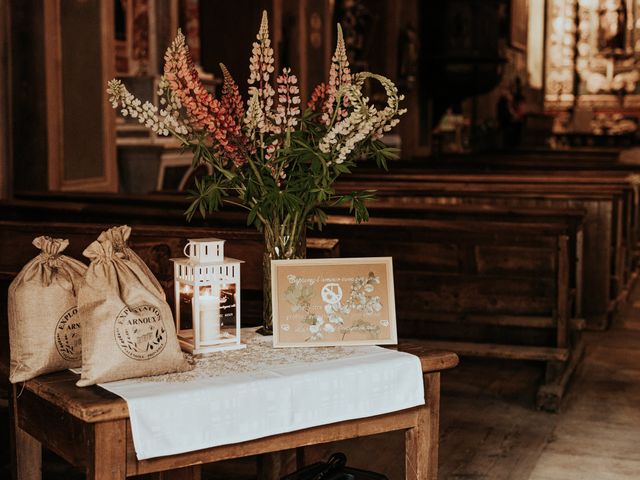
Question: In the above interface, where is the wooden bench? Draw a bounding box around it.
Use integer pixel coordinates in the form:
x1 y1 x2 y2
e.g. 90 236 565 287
425 147 623 169
350 155 640 284
317 213 583 411
8 344 458 480
336 178 630 330
0 194 586 409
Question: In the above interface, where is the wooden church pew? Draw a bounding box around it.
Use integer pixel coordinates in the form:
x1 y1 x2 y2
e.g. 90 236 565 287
425 147 623 170
336 177 632 330
0 197 586 409
2 193 586 322
319 214 583 411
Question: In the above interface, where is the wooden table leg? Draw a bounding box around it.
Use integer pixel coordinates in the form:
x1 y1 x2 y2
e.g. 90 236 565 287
10 386 42 480
141 465 202 480
161 466 202 479
87 420 127 480
257 449 299 480
405 372 440 480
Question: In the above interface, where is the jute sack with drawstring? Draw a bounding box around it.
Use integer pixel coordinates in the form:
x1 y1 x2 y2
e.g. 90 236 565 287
77 226 189 386
8 236 87 383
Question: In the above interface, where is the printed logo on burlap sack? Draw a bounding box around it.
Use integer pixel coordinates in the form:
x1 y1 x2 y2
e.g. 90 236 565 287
114 305 167 361
55 306 81 361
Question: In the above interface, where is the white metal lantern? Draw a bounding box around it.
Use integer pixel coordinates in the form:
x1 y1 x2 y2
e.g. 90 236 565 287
171 238 245 354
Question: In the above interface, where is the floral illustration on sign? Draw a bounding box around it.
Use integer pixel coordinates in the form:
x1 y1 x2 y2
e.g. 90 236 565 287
284 272 383 341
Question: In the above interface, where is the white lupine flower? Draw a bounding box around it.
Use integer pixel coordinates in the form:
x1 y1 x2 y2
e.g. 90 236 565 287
318 72 405 164
247 10 276 133
322 24 352 125
244 91 264 140
107 79 189 136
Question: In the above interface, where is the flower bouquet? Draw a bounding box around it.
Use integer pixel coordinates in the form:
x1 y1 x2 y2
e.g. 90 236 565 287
107 11 406 333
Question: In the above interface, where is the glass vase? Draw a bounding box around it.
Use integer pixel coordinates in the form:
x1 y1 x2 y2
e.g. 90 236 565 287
259 214 307 335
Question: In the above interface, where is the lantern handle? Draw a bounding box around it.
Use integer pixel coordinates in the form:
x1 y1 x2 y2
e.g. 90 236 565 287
183 241 194 259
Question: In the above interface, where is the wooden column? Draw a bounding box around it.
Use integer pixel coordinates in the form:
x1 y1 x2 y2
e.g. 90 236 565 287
43 0 117 192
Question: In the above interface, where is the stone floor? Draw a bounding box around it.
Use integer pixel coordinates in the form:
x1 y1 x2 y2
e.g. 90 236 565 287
2 283 640 479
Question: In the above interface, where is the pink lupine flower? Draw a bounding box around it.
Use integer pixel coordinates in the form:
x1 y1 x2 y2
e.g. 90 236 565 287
307 83 327 112
274 67 301 134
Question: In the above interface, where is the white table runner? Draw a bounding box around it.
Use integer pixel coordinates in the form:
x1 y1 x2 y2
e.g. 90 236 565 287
99 331 424 460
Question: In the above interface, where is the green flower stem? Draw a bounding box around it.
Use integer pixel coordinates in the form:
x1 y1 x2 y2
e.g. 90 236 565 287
246 155 266 188
261 208 308 332
222 199 251 211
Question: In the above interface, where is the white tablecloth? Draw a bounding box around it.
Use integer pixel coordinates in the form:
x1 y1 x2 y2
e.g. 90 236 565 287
99 331 424 460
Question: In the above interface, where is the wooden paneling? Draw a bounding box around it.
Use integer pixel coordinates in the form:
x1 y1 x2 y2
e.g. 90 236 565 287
44 0 117 192
10 0 48 192
60 0 105 181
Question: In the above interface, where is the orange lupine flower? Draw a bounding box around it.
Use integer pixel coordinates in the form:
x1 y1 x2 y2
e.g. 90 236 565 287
164 31 247 166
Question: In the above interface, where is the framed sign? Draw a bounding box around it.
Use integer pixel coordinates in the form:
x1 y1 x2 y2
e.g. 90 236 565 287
271 257 397 347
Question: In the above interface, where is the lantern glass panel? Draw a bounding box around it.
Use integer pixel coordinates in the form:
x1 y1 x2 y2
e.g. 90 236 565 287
220 283 237 332
178 283 194 331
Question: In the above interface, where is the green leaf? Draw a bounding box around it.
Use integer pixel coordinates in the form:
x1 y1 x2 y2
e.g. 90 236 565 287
246 207 257 226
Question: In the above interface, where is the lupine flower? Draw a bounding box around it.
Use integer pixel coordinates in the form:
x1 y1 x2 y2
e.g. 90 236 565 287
319 73 406 165
164 30 247 166
244 91 264 141
106 11 406 215
322 24 352 125
273 67 301 134
107 79 189 136
247 10 276 133
220 63 245 127
307 83 327 112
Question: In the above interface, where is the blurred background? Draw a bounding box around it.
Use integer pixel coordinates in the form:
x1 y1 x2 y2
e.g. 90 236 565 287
3 0 640 199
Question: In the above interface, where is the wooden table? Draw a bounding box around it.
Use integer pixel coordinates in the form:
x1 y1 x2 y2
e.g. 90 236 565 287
10 343 458 480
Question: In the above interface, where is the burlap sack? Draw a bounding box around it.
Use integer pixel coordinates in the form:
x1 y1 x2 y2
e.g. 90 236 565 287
77 225 189 386
97 225 165 296
8 237 87 383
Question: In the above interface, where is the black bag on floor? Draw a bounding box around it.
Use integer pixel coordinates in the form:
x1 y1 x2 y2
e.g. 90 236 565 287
281 453 388 480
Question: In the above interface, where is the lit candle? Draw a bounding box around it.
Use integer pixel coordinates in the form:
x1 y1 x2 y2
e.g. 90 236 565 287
199 287 220 342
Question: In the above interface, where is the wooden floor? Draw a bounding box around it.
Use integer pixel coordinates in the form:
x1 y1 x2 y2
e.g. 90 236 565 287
2 284 640 479
437 283 640 480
